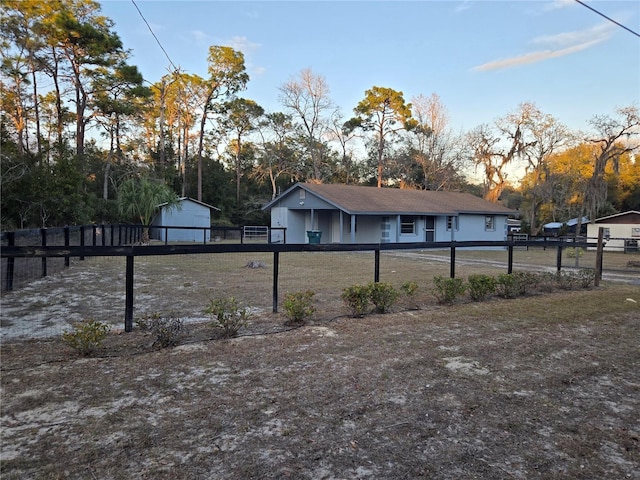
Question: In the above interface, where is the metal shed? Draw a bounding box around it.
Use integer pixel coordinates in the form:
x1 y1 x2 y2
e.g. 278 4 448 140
150 197 220 242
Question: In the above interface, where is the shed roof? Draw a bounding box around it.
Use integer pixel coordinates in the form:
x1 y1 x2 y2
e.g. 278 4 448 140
265 183 515 216
157 197 220 211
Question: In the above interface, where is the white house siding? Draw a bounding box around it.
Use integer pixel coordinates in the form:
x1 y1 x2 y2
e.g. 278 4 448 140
587 222 640 252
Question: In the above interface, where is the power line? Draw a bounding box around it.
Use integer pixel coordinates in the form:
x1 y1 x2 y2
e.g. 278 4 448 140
574 0 640 38
130 0 181 73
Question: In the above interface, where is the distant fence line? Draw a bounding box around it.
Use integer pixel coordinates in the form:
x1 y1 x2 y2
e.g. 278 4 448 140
2 237 603 333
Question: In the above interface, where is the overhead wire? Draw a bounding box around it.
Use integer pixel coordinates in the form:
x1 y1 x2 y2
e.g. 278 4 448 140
574 0 640 38
130 0 181 74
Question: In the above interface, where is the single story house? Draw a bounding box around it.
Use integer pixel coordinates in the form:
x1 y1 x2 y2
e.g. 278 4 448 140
587 211 640 252
262 182 516 244
150 197 220 242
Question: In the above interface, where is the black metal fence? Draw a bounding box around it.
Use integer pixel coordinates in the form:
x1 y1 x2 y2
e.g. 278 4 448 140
2 238 598 331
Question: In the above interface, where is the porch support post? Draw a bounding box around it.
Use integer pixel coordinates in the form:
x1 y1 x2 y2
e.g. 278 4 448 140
339 211 344 243
350 215 356 244
396 214 401 242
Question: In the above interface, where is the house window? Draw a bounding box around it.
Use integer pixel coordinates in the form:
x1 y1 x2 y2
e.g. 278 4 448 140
446 216 458 231
400 216 416 234
485 216 495 231
632 227 640 238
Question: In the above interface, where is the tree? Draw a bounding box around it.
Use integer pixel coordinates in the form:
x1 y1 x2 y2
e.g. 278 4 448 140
403 93 466 191
347 86 415 188
117 177 178 242
467 103 538 202
195 46 249 201
518 105 571 234
218 98 264 203
254 112 299 200
278 68 333 181
581 105 639 225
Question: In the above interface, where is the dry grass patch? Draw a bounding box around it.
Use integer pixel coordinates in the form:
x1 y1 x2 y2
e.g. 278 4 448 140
2 284 639 479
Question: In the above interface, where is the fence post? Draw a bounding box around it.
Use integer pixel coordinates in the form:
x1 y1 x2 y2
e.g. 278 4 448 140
125 255 134 332
118 225 122 246
101 224 106 246
272 251 279 313
64 227 70 267
450 243 456 278
4 232 15 291
80 226 85 260
507 244 514 274
110 225 114 246
374 248 380 283
556 244 563 272
594 227 604 286
92 224 97 246
41 228 47 277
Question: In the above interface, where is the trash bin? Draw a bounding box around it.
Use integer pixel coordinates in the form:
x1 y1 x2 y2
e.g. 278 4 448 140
306 230 322 244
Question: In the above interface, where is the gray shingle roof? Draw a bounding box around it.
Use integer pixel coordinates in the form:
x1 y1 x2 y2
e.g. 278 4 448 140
296 183 516 215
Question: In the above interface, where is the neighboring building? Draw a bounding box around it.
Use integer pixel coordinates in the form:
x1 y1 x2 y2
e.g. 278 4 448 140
262 182 516 244
150 197 220 242
543 217 589 236
587 211 640 252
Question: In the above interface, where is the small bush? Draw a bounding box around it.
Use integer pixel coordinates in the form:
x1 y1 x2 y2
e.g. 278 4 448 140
576 268 596 288
135 312 161 331
282 290 316 325
62 319 110 356
205 297 250 338
368 282 399 313
495 273 521 299
512 271 538 296
401 281 419 309
341 284 371 317
149 313 185 348
467 274 496 301
555 271 578 290
534 272 557 293
432 275 466 305
566 247 584 258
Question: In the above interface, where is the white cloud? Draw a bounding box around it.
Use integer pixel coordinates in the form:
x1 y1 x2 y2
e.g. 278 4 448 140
543 0 575 12
472 38 605 71
454 1 472 14
472 22 613 72
226 36 262 55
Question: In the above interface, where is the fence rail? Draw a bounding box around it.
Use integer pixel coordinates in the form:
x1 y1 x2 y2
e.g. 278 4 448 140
2 238 602 333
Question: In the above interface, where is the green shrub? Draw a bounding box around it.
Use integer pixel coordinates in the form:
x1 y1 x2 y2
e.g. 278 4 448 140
576 268 596 288
535 272 557 293
512 271 538 296
282 290 316 325
401 281 418 297
62 319 110 356
495 273 521 298
149 313 185 348
467 274 496 301
135 312 161 331
432 275 466 305
401 281 419 309
368 282 399 313
205 297 250 338
341 284 371 317
566 247 584 258
555 271 578 290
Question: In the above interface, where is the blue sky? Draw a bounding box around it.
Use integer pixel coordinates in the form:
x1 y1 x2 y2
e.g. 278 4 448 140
98 0 639 134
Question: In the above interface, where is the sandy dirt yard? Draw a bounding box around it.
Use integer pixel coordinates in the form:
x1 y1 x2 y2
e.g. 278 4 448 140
1 282 639 479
